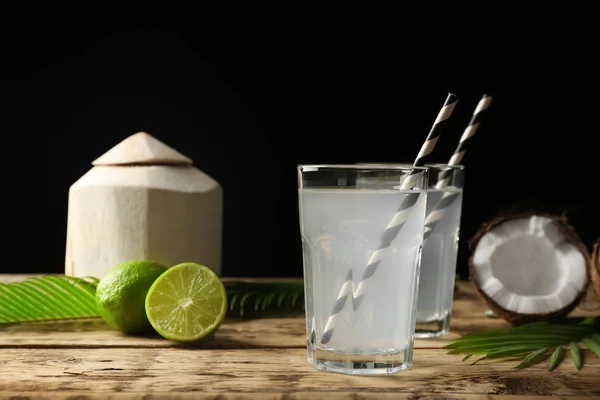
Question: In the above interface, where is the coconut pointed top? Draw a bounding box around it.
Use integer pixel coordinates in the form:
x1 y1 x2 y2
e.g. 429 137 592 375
92 132 193 166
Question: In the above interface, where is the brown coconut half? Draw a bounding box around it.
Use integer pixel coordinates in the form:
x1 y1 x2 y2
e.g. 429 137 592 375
468 211 590 324
591 238 600 300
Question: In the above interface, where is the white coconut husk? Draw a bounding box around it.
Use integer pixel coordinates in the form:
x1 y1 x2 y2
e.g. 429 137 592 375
65 132 223 278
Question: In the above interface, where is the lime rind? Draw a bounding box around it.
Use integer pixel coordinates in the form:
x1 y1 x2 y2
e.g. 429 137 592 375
95 260 167 335
145 263 227 343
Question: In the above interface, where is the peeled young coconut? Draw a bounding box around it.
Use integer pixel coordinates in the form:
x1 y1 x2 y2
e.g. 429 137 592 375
469 212 590 324
591 238 600 300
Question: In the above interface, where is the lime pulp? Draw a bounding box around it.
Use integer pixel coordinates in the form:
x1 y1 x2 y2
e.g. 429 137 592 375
144 262 228 342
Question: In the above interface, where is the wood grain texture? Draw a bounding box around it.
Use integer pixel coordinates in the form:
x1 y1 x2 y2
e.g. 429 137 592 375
0 348 598 397
0 317 305 349
1 275 598 398
0 317 465 350
0 394 598 400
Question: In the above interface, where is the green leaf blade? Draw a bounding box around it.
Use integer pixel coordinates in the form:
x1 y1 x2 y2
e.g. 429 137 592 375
253 293 265 312
485 345 543 359
0 275 100 324
291 291 300 307
445 338 577 354
570 342 583 370
19 281 72 318
43 276 97 315
224 281 304 318
228 293 239 312
1 284 48 319
514 347 549 370
581 338 600 358
238 291 258 317
0 285 39 320
261 293 276 311
445 331 589 347
60 276 100 309
24 278 84 318
445 317 599 371
548 346 565 371
11 282 65 315
277 292 287 308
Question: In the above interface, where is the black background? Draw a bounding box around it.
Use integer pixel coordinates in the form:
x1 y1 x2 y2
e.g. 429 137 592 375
1 7 598 278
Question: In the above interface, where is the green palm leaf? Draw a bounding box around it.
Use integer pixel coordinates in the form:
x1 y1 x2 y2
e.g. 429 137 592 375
1 277 305 324
446 317 600 370
225 281 304 318
0 275 100 323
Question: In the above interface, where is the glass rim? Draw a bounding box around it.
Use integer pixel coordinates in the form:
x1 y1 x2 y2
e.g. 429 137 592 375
356 162 465 171
297 164 429 172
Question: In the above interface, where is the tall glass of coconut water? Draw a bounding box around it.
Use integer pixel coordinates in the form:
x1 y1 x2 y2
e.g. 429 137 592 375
297 164 428 375
356 162 465 337
414 163 464 337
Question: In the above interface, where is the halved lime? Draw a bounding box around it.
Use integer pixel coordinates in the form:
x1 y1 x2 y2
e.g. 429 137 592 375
145 262 228 343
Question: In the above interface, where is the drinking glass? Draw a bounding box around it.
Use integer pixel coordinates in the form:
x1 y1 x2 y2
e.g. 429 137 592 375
297 164 428 375
356 163 465 337
414 163 464 337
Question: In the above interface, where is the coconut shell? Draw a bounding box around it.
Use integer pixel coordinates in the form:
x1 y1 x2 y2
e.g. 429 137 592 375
591 238 600 300
468 211 591 325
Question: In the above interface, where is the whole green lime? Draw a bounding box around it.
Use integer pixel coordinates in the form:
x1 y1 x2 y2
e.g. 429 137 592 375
96 260 167 335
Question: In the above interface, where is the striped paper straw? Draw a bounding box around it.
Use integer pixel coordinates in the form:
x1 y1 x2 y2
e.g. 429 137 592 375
423 94 492 241
320 93 459 345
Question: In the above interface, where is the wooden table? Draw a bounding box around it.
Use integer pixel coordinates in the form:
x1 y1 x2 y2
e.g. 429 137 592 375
1 275 599 399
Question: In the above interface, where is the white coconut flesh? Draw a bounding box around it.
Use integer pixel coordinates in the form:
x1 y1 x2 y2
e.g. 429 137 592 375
472 215 587 315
